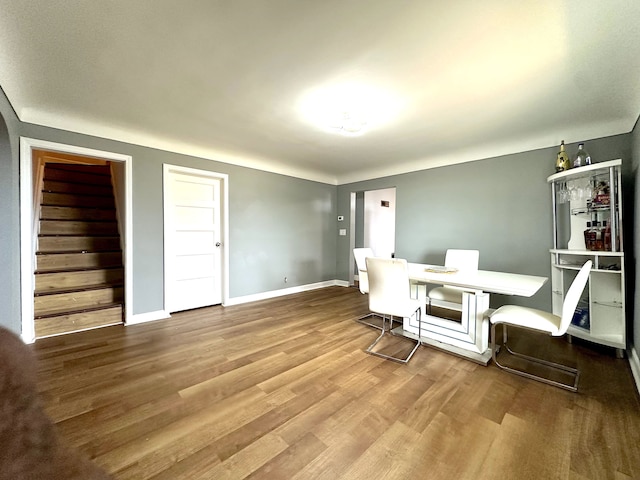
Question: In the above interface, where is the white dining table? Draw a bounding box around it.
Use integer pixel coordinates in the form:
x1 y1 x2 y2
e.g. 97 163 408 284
398 263 548 364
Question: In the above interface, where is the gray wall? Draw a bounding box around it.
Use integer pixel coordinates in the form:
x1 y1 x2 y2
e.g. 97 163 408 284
630 116 640 355
0 86 337 334
0 88 21 334
337 135 632 313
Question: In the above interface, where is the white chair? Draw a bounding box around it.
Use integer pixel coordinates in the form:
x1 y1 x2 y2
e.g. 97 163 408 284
489 260 592 392
365 257 422 363
353 248 384 329
427 249 479 313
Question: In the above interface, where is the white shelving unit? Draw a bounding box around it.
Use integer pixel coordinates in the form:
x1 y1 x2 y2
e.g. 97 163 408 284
547 159 626 357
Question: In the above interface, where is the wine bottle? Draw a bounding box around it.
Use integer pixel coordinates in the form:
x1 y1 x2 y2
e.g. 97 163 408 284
584 221 592 250
555 140 571 172
593 221 604 251
603 221 612 251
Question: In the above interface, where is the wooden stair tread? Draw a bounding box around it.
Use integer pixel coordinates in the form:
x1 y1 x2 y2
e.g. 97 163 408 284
40 217 118 224
40 206 117 220
40 192 115 208
36 237 122 253
41 191 115 198
45 162 111 173
35 265 123 275
38 234 122 238
35 282 124 296
35 302 123 320
42 179 114 197
36 249 122 255
35 252 123 273
35 286 123 317
34 304 123 338
44 168 113 186
38 220 120 236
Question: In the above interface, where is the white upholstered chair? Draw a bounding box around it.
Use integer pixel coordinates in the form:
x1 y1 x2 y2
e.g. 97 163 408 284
365 257 422 363
427 249 479 313
489 260 592 392
353 248 384 329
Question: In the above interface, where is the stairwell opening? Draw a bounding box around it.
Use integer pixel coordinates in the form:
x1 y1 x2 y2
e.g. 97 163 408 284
33 156 125 337
19 139 132 342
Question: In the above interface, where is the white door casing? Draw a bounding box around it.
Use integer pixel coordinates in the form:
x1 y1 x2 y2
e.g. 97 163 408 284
19 137 133 343
163 165 228 313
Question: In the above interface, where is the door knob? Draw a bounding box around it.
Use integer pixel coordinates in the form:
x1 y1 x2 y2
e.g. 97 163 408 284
215 242 221 247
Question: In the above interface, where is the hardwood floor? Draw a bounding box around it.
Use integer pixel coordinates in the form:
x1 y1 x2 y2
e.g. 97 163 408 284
31 286 640 479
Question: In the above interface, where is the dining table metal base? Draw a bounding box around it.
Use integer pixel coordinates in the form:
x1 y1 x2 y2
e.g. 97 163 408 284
391 325 493 365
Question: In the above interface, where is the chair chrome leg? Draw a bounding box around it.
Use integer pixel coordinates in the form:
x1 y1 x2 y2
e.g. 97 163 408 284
490 323 579 392
356 312 385 330
365 308 421 364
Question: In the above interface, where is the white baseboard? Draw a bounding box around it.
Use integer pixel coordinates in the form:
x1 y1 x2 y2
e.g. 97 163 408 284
125 282 351 324
225 280 349 306
629 346 640 396
127 310 171 325
21 332 35 344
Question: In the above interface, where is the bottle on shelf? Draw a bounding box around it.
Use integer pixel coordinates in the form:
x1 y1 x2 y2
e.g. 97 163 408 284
573 143 592 168
592 181 610 206
603 220 612 251
555 140 571 172
584 221 592 250
592 221 604 251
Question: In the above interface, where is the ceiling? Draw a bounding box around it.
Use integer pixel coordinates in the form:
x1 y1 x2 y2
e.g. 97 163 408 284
1 1 640 185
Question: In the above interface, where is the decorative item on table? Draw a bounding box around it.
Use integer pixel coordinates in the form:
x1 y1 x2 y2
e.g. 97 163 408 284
572 143 591 168
555 140 571 172
424 265 458 274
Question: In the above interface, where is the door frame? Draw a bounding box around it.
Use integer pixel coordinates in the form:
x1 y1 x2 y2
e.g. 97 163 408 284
19 137 133 343
348 187 397 286
162 164 229 312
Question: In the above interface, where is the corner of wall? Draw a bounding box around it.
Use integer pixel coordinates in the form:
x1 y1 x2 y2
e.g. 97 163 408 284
629 346 640 396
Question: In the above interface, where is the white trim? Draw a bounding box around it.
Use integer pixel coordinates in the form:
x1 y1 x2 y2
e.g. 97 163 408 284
629 346 640 396
163 164 230 313
19 140 34 343
225 280 349 306
348 192 356 286
127 310 172 325
19 137 133 343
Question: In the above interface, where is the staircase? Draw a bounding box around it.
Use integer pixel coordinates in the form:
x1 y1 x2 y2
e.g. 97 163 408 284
34 163 124 338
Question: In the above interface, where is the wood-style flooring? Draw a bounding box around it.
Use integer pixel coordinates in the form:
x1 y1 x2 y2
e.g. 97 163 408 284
31 286 640 479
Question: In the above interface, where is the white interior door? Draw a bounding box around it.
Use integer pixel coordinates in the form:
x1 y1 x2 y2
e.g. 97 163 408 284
364 188 396 258
165 166 222 312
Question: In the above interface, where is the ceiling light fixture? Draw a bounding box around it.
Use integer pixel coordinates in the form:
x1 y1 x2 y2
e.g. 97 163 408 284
298 82 401 137
327 111 367 135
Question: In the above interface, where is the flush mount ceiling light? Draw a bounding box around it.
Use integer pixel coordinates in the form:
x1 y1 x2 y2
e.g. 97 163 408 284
299 82 401 137
327 111 368 135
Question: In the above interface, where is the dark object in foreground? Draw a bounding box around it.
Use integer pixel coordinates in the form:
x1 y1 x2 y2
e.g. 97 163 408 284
0 327 112 480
